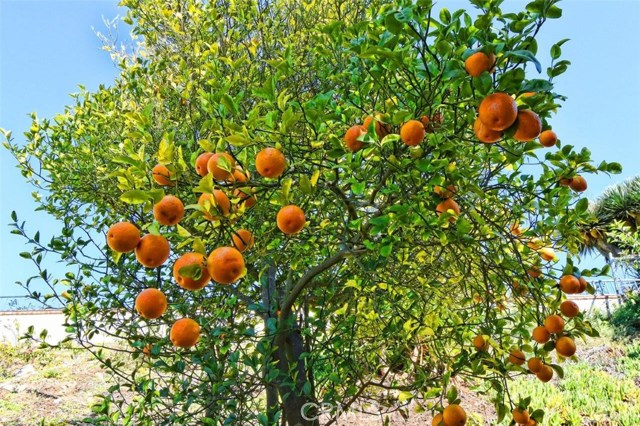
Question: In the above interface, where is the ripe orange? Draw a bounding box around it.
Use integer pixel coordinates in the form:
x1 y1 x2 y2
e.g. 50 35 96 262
195 152 214 177
207 152 235 181
527 357 543 373
569 175 587 192
436 198 460 222
135 288 167 319
434 184 457 199
170 318 200 348
465 51 495 77
135 234 170 268
474 117 502 143
536 364 553 382
153 195 184 226
256 147 286 178
559 177 573 186
532 326 550 344
363 115 391 139
344 125 366 152
231 229 254 252
513 408 530 425
107 222 140 253
229 167 249 183
527 266 542 278
555 336 576 357
207 246 245 284
443 404 467 426
277 205 306 234
233 187 257 209
513 110 542 142
432 413 444 426
560 300 580 318
400 120 426 146
526 419 537 426
578 276 588 293
538 247 555 262
508 349 526 366
172 252 210 290
198 190 231 221
544 314 565 334
152 164 175 186
539 130 557 147
473 335 489 351
559 275 580 294
478 93 518 131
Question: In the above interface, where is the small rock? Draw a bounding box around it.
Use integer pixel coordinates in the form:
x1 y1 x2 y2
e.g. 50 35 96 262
14 364 36 378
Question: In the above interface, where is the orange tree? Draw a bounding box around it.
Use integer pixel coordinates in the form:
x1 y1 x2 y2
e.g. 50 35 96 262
2 0 622 425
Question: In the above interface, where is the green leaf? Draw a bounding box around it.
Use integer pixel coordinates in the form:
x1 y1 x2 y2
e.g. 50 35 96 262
193 237 206 255
505 50 542 73
176 224 191 238
121 190 150 204
193 173 214 194
226 134 250 147
398 391 413 402
221 94 237 115
300 175 312 194
179 264 203 280
546 5 562 19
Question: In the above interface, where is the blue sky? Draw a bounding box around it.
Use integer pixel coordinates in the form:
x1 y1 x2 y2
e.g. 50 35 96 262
1 1 639 303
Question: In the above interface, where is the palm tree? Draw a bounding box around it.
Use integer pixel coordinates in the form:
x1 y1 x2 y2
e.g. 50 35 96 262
580 177 640 275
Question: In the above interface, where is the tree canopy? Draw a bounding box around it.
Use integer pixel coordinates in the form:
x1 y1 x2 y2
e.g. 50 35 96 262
2 0 621 425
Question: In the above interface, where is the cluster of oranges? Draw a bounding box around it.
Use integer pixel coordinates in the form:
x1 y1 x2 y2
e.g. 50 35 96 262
106 145 307 349
472 274 586 425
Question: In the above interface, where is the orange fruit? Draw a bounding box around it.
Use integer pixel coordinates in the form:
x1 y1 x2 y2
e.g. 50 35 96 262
436 198 460 222
142 344 152 357
577 276 588 293
532 326 550 344
539 130 557 147
344 125 366 152
478 93 518 131
172 252 210 290
207 246 245 284
473 335 489 351
526 419 537 426
135 234 170 268
233 187 257 209
544 314 565 334
198 190 231 221
432 413 444 426
569 175 587 192
560 300 580 318
538 247 555 261
465 51 495 77
152 164 174 186
106 222 140 253
513 110 542 142
135 288 167 319
527 266 542 278
508 349 526 366
255 147 286 178
363 115 391 139
521 92 536 98
434 184 457 199
229 167 249 183
153 195 185 226
555 336 576 357
536 364 553 382
513 408 530 425
559 177 573 186
442 404 467 426
231 229 254 252
400 120 426 146
195 152 214 177
170 318 200 348
527 357 543 373
510 223 523 236
474 117 502 143
277 205 306 234
207 152 235 181
559 275 580 294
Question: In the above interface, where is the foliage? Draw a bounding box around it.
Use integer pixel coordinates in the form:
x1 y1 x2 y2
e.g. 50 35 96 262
1 0 622 425
610 293 640 337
